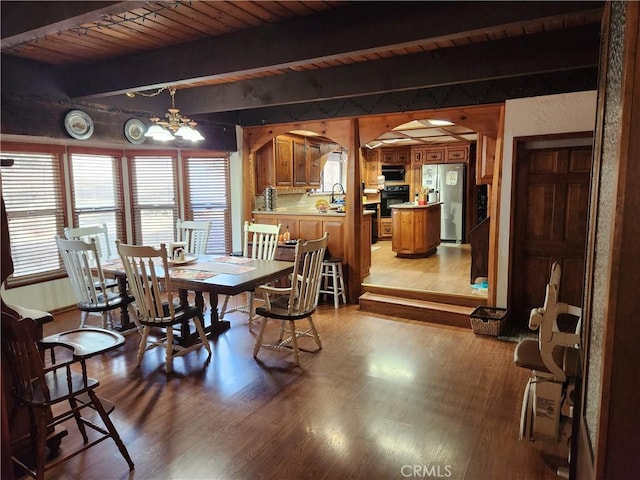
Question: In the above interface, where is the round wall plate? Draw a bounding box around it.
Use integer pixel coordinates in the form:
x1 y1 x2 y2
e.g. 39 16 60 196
124 118 146 144
64 110 94 140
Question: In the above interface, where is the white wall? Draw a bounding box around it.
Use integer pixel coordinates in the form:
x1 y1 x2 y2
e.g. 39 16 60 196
496 91 598 306
229 125 244 254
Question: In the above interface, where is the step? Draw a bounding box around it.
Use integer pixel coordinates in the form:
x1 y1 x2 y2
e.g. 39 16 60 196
358 292 475 329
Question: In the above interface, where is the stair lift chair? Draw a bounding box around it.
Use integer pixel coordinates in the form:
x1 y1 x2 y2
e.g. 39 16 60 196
513 263 581 476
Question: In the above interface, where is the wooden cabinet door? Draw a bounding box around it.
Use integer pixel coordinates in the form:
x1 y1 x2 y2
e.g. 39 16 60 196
293 138 308 187
446 146 468 163
274 137 293 187
423 148 445 164
396 150 409 165
298 219 322 242
322 220 345 260
254 142 275 193
380 218 392 237
361 215 371 279
475 134 496 184
412 148 424 164
410 164 422 199
307 143 321 187
365 150 380 187
381 150 395 164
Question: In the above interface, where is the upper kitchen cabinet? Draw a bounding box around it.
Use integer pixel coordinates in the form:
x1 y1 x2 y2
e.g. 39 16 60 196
380 148 410 165
363 149 380 188
475 134 497 184
255 134 337 192
411 144 469 165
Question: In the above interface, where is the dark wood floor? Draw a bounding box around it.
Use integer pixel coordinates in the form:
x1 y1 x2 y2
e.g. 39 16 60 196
364 241 488 299
35 300 567 480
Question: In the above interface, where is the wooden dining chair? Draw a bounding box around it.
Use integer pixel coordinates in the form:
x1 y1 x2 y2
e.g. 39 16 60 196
56 236 136 330
116 240 211 374
253 233 328 365
64 223 118 291
176 219 211 255
219 221 281 329
1 310 134 480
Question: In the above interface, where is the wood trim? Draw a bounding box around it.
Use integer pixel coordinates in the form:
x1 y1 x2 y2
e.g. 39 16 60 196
487 104 504 306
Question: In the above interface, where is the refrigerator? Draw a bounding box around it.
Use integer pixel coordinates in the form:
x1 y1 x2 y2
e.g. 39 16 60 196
421 163 466 242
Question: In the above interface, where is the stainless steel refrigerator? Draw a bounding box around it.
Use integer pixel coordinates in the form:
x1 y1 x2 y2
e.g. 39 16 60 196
421 163 465 242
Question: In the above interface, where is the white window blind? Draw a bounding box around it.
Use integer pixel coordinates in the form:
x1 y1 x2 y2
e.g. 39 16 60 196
129 155 177 246
69 152 124 258
0 151 66 286
184 155 231 254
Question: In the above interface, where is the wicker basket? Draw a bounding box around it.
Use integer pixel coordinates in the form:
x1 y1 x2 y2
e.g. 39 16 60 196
470 306 508 337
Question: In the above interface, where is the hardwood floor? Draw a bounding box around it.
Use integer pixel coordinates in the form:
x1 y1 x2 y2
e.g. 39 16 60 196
34 302 567 480
364 240 488 299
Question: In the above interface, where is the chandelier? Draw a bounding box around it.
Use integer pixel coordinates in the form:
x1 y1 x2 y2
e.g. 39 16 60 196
144 87 204 142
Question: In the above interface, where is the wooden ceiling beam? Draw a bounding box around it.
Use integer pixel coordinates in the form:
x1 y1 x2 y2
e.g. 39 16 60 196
101 25 599 115
0 1 148 48
64 1 603 99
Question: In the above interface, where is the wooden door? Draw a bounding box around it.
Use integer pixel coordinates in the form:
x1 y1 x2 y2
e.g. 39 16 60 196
274 137 293 187
510 143 592 326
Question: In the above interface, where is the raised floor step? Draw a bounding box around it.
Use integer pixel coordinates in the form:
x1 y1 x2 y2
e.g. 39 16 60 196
359 292 475 329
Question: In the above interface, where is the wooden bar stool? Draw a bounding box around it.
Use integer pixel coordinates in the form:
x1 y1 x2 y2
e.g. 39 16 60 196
319 258 346 308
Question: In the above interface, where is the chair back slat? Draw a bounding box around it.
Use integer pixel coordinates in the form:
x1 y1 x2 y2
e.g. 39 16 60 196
56 236 111 308
288 234 328 316
64 223 112 261
176 219 211 254
117 241 175 324
243 221 281 260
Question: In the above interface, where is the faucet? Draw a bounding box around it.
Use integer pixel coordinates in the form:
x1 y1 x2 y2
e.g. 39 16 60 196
330 183 345 204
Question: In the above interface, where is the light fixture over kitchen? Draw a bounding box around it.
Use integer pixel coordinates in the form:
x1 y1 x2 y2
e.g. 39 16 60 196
143 87 204 142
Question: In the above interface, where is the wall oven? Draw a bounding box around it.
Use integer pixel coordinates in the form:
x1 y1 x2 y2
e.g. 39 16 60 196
380 185 410 217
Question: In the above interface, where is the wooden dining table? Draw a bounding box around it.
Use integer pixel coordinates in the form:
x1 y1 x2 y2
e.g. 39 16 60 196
101 254 294 339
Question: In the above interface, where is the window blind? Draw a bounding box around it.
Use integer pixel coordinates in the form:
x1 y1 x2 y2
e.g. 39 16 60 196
184 155 231 254
69 152 124 258
0 151 67 286
129 155 178 246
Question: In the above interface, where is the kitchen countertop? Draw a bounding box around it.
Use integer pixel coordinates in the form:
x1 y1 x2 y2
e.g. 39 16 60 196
253 209 376 216
390 202 442 209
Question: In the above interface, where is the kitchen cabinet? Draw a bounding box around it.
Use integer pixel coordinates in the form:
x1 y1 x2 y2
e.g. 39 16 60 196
256 135 336 191
411 144 469 165
380 218 393 238
253 213 345 261
475 134 496 184
380 148 410 165
275 137 293 187
390 204 441 257
364 149 380 188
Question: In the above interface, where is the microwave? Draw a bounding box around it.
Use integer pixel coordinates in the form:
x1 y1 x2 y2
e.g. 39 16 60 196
380 165 405 182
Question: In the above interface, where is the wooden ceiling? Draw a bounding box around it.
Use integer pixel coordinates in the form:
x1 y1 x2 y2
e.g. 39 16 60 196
1 1 604 127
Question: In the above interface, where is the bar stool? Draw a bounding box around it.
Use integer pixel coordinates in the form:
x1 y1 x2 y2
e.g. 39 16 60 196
319 258 346 308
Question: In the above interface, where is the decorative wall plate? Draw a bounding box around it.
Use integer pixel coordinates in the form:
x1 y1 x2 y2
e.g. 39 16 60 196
124 118 146 144
64 110 94 140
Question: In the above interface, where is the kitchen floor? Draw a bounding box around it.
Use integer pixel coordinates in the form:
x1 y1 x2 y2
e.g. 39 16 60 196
363 240 488 298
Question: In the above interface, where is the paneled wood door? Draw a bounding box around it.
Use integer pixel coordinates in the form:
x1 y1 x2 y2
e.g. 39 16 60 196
510 143 592 326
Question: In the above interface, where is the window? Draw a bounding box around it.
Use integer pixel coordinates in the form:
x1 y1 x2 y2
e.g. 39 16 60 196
69 151 124 257
128 154 178 246
321 150 346 192
183 154 231 254
0 148 67 286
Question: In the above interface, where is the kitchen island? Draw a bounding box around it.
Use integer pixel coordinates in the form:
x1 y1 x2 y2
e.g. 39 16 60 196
390 203 441 257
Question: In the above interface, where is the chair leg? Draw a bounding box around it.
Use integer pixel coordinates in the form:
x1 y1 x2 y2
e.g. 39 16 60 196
68 396 89 443
247 291 255 330
35 406 48 480
307 315 322 349
136 327 150 367
289 320 300 366
86 390 134 471
80 311 89 328
331 265 339 308
219 294 231 320
338 263 347 304
193 315 211 355
253 316 268 358
165 326 174 373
